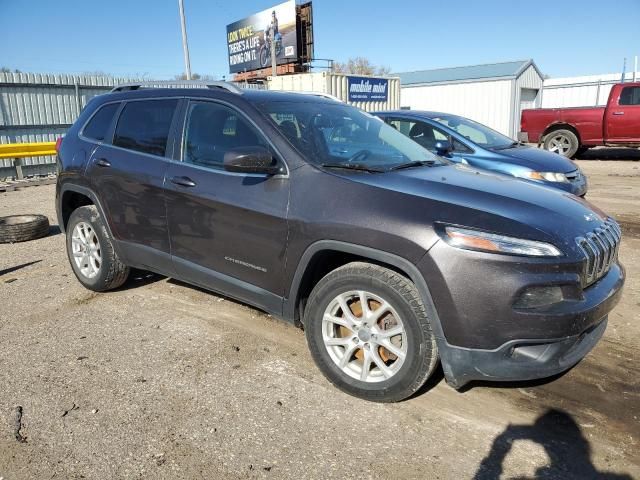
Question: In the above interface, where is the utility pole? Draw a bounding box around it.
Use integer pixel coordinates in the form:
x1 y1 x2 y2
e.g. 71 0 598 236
634 55 638 83
270 25 277 77
178 0 192 80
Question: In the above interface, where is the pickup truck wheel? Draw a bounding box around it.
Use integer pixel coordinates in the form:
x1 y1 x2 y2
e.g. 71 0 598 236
66 205 130 292
304 262 438 402
543 129 579 158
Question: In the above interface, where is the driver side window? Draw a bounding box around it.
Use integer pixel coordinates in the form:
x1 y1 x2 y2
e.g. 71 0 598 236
183 101 269 170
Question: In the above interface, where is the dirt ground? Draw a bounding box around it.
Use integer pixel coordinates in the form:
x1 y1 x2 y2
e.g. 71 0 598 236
0 158 639 479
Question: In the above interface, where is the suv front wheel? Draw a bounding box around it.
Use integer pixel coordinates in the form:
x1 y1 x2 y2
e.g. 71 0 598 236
304 262 438 402
66 205 130 291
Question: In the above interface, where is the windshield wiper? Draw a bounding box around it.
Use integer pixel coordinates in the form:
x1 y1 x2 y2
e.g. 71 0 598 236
389 160 437 171
321 163 386 173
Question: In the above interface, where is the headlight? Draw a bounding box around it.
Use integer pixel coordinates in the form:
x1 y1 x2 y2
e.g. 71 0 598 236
519 171 569 183
444 226 562 257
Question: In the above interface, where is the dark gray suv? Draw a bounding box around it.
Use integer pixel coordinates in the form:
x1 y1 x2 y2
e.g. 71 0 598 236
56 81 625 402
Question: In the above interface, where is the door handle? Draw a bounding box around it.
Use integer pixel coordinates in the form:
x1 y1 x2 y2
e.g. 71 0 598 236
170 176 197 187
95 158 111 167
612 111 625 115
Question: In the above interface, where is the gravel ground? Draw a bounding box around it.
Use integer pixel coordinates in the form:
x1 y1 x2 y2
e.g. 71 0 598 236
0 159 639 479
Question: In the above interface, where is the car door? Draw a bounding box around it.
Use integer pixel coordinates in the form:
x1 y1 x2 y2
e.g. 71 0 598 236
606 85 640 142
164 99 289 313
86 98 179 269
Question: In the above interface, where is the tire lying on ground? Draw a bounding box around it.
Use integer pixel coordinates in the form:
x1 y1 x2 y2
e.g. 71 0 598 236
0 214 50 243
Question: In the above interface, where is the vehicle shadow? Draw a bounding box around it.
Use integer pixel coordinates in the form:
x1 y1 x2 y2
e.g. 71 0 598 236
116 268 166 290
473 408 633 480
576 148 640 161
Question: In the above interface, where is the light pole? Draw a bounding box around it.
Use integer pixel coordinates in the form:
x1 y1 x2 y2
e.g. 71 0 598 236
178 0 192 80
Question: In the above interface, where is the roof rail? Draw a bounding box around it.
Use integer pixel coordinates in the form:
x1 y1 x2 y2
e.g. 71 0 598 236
287 91 343 102
110 80 244 94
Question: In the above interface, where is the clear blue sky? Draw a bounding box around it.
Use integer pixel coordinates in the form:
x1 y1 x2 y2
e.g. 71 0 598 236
1 0 638 79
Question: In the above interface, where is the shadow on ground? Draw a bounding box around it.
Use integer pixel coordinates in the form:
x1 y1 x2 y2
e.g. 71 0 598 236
473 408 633 480
576 148 640 161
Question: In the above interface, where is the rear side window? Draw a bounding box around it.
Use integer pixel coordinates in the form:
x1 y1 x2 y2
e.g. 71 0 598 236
113 99 178 156
619 86 640 106
82 103 119 141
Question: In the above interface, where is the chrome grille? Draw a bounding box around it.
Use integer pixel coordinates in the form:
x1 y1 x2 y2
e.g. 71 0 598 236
576 219 621 287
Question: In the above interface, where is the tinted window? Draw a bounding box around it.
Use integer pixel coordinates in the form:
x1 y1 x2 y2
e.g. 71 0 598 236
432 115 515 149
619 86 640 106
113 99 177 156
387 119 446 151
82 103 119 141
183 102 268 170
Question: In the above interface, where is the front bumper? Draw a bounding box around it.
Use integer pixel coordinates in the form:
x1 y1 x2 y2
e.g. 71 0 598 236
441 317 608 389
419 241 625 388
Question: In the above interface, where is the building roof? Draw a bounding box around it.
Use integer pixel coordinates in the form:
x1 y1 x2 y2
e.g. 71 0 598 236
396 60 541 86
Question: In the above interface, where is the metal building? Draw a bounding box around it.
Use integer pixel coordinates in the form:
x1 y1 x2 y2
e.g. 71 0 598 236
267 72 401 111
397 60 544 137
540 71 638 108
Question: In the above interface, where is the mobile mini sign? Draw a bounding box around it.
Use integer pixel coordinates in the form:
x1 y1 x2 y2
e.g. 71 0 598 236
226 1 299 74
347 77 389 102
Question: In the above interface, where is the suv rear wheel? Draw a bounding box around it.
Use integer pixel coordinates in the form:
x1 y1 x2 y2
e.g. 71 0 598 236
304 262 438 402
66 205 129 291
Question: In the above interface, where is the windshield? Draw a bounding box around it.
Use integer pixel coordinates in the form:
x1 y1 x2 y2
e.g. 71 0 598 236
432 115 515 149
254 100 441 169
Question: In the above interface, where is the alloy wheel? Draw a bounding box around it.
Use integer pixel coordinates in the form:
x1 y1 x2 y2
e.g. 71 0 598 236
71 222 102 279
322 290 408 383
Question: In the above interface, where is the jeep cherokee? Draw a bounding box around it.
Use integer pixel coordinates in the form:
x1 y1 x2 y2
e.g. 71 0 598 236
56 81 625 402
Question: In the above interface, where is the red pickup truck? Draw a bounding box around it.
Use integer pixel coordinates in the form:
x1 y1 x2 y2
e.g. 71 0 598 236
520 82 640 158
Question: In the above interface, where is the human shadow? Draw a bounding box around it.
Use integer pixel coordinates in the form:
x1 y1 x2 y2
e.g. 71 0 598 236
474 409 632 480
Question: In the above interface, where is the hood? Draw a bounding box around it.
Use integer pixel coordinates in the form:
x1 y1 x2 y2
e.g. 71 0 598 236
339 163 607 250
490 144 578 173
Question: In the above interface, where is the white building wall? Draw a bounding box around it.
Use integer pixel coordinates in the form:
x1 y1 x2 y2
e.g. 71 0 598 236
400 79 513 135
513 65 544 136
268 72 401 111
540 72 638 108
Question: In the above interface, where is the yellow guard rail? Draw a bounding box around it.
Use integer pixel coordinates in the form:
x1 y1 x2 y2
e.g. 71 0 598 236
0 142 57 159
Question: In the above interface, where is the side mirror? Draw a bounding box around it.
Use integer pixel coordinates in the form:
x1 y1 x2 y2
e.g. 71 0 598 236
435 140 452 156
223 146 280 175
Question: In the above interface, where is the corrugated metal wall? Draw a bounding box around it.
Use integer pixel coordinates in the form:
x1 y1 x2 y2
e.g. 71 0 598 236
540 72 638 108
400 79 514 135
267 72 401 111
513 65 544 137
0 72 137 178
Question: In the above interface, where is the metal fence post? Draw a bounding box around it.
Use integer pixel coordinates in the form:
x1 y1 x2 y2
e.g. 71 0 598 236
13 158 23 180
74 80 82 116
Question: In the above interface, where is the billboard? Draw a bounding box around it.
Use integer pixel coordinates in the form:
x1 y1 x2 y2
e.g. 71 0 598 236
227 1 299 74
347 76 389 102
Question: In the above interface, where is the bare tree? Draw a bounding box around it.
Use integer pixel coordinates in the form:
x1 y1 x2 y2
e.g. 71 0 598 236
332 57 391 76
174 73 217 81
1 67 22 73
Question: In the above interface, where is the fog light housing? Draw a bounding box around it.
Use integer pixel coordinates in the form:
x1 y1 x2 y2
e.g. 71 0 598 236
513 286 564 309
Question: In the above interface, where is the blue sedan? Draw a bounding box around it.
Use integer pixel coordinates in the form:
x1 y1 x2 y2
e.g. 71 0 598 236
373 111 587 196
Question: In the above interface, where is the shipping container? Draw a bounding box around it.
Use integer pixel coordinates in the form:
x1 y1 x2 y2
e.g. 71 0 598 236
267 72 401 112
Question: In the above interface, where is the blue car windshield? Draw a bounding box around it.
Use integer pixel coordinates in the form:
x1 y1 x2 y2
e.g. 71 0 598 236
432 115 515 149
255 100 441 168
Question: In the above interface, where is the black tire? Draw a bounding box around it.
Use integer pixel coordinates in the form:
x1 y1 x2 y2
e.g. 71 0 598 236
65 205 129 292
304 262 438 402
543 129 580 158
0 214 50 243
